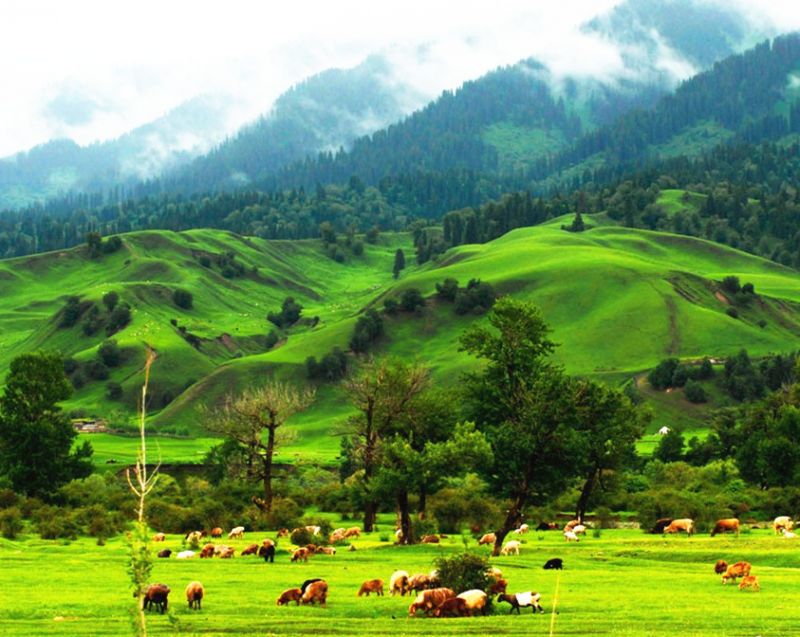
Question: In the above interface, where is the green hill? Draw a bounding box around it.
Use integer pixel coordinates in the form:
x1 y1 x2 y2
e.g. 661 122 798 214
1 219 798 463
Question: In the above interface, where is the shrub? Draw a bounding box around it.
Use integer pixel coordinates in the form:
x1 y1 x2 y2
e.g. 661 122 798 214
70 371 86 389
307 348 348 381
400 288 425 312
648 358 680 390
302 517 333 542
351 240 364 256
63 358 79 374
684 380 707 404
654 429 684 463
267 297 303 328
435 278 459 302
106 382 123 400
59 296 84 328
102 291 119 312
85 360 110 381
97 339 121 367
350 309 384 353
290 527 315 546
383 298 399 315
82 305 104 336
434 553 492 597
411 517 439 539
265 497 303 531
0 507 23 539
721 276 741 295
102 236 123 254
36 509 80 540
726 307 739 319
264 330 279 350
173 288 193 310
105 303 131 335
454 279 496 315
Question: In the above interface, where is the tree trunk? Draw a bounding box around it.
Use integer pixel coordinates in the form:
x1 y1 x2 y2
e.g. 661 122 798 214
575 469 597 522
363 501 377 533
398 490 413 544
418 484 427 519
493 495 525 556
362 408 376 532
261 425 276 513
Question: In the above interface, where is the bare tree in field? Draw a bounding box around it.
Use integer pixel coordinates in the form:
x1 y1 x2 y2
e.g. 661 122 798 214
341 358 430 532
205 382 314 513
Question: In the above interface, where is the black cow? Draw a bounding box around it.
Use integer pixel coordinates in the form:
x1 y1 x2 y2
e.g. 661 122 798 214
543 558 563 570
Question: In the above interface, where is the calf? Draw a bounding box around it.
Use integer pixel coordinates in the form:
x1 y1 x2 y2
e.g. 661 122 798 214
497 591 544 614
300 579 323 594
433 597 469 617
739 575 760 591
199 543 215 559
408 587 455 616
157 549 172 558
152 532 166 542
357 579 384 597
420 534 440 544
291 547 311 562
276 588 302 606
543 558 563 570
259 543 276 562
722 561 751 585
210 527 223 538
241 543 259 556
488 577 508 595
228 526 245 539
185 581 204 610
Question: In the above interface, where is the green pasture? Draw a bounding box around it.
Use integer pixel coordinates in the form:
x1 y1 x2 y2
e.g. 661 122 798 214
1 525 798 636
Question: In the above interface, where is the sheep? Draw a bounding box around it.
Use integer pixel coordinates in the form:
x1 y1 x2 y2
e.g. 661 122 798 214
497 591 544 614
739 575 760 591
200 543 216 559
433 597 469 617
357 579 384 596
241 543 259 556
477 532 496 546
157 549 172 558
185 581 204 610
408 588 455 616
781 528 797 539
564 530 579 542
228 526 245 539
774 516 793 535
291 547 311 562
276 588 302 606
501 540 521 555
259 543 276 562
316 546 336 555
176 550 196 559
389 570 410 596
512 523 530 535
543 558 563 570
395 528 404 541
722 561 752 585
301 580 328 607
571 524 587 535
714 560 728 575
152 532 166 542
140 584 170 613
210 527 223 538
457 589 488 616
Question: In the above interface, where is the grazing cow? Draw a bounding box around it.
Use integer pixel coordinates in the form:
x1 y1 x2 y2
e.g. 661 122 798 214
408 587 455 616
316 546 336 555
213 544 231 556
291 547 310 562
157 549 172 559
477 532 496 546
259 544 276 562
152 532 166 542
564 531 579 542
774 516 794 535
711 518 740 537
185 581 204 610
343 527 361 539
210 527 223 538
488 578 508 595
739 575 760 591
457 589 488 617
140 584 170 614
176 550 196 559
185 531 203 545
390 570 410 596
664 519 694 535
433 597 469 617
714 560 728 575
277 528 289 538
199 543 216 559
722 561 752 585
300 579 323 594
651 518 674 534
536 522 558 531
301 580 328 607
241 543 259 556
276 588 302 606
420 534 440 544
218 547 235 559
228 526 245 539
501 540 521 555
330 528 346 543
357 579 384 596
497 591 544 614
543 558 563 570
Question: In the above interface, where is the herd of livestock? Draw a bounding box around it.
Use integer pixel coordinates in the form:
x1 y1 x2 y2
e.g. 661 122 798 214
137 514 796 616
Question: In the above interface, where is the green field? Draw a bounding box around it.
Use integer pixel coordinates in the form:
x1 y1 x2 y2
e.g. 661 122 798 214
0 524 797 636
2 210 800 463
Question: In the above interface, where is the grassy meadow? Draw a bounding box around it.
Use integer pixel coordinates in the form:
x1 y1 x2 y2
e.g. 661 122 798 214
0 522 797 636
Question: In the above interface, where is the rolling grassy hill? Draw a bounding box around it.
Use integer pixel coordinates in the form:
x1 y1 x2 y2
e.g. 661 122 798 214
1 215 799 464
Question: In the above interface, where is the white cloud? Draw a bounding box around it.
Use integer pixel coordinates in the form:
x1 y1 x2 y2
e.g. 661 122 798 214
0 0 795 157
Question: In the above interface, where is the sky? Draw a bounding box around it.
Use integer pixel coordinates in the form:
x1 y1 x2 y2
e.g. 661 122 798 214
0 0 797 158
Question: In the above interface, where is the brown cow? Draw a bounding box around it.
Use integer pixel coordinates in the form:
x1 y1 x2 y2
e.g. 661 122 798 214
152 532 166 542
240 543 259 556
316 546 336 555
210 527 223 538
199 543 216 559
357 579 384 596
343 526 361 539
664 518 694 535
739 575 760 591
433 597 469 617
711 518 740 537
420 534 440 544
218 547 235 559
301 580 328 607
407 574 434 593
408 587 456 616
722 561 751 585
291 547 311 562
277 528 289 538
477 533 496 546
714 560 728 575
276 588 302 606
185 581 204 610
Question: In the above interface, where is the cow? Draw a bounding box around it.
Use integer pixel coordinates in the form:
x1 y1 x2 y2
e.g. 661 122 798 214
774 516 794 535
651 518 674 534
711 518 740 537
543 558 563 570
663 518 694 535
408 588 455 616
739 575 760 591
357 579 384 596
722 561 752 585
276 588 302 606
